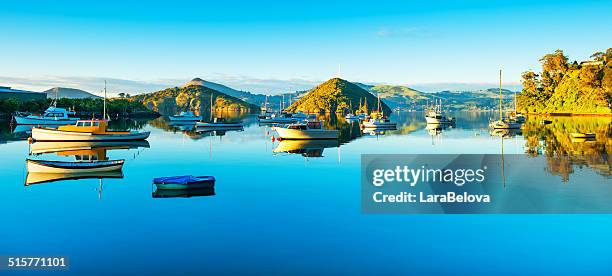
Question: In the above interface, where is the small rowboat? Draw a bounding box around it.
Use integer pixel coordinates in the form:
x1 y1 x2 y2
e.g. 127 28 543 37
26 159 125 173
153 175 215 190
570 133 596 139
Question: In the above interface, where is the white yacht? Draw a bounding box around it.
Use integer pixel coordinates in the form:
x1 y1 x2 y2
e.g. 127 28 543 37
168 111 201 122
273 120 339 140
14 106 79 125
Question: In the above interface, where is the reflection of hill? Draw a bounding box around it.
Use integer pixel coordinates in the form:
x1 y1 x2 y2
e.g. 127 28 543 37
522 116 611 180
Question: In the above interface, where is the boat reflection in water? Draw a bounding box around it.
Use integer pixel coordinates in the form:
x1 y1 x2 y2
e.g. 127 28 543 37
25 140 149 186
273 139 339 158
152 187 216 198
489 128 523 138
25 170 124 186
30 140 150 156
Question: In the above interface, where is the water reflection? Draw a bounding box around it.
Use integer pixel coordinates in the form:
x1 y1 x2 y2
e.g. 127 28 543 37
152 187 216 198
521 115 611 181
273 139 339 157
25 171 124 186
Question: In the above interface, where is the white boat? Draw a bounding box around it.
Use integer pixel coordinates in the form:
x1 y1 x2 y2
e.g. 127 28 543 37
26 159 124 173
345 113 358 120
489 120 521 129
424 99 455 124
273 120 339 140
31 120 150 142
425 110 455 124
168 111 201 122
14 106 79 125
362 117 397 129
258 113 297 124
196 117 243 128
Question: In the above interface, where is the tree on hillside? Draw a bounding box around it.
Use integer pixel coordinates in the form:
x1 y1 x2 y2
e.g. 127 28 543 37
591 51 605 62
540 49 568 92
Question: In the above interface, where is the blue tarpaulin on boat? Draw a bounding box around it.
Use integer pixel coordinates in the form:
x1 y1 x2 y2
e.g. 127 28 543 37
153 175 214 184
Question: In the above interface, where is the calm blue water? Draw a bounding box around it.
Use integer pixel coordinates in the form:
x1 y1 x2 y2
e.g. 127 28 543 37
1 112 611 275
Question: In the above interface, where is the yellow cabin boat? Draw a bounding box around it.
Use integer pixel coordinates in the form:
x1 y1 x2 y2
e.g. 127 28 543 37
31 119 150 142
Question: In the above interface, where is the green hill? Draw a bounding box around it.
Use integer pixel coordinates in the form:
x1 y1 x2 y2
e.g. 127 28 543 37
518 48 612 114
132 82 259 116
285 78 391 114
368 85 427 109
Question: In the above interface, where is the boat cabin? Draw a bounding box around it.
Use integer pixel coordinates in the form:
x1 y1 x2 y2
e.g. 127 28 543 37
286 120 322 130
57 120 128 134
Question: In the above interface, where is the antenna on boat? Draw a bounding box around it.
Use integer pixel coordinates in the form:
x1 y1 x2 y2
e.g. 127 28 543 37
103 80 107 120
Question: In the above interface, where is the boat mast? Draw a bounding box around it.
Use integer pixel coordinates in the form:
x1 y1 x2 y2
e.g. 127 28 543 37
210 93 214 120
103 80 107 120
499 69 503 120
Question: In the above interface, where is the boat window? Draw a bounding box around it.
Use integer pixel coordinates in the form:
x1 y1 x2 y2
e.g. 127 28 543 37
77 122 85 127
93 121 100 126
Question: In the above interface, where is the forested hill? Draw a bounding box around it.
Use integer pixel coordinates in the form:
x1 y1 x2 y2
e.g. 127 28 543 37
518 48 612 114
132 84 259 115
285 78 391 114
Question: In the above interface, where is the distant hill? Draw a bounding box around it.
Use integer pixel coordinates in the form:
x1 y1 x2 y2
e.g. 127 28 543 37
285 78 391 114
132 80 259 115
433 88 518 111
185 78 269 106
44 87 101 99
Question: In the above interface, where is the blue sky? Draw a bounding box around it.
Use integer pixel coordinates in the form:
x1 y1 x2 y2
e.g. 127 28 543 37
1 0 610 94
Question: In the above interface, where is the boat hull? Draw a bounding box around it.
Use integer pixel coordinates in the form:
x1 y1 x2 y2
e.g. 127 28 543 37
26 159 124 173
273 127 339 140
31 127 150 142
14 116 78 125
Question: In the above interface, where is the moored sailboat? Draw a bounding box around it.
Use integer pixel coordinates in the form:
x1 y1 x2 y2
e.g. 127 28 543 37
489 70 521 130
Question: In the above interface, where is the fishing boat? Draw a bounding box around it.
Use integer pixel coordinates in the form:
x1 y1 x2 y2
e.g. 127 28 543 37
153 175 215 190
489 70 521 130
168 111 201 122
362 117 397 129
570 132 596 139
31 119 150 142
25 170 123 186
14 106 79 125
196 117 243 128
362 111 397 129
424 99 455 124
26 159 124 173
273 120 339 140
362 95 397 129
258 113 296 124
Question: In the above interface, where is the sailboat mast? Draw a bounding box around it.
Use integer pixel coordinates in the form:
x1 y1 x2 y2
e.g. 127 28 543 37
103 80 107 120
499 69 503 120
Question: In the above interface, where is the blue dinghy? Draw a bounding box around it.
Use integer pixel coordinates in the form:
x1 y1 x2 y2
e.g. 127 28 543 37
153 175 215 190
